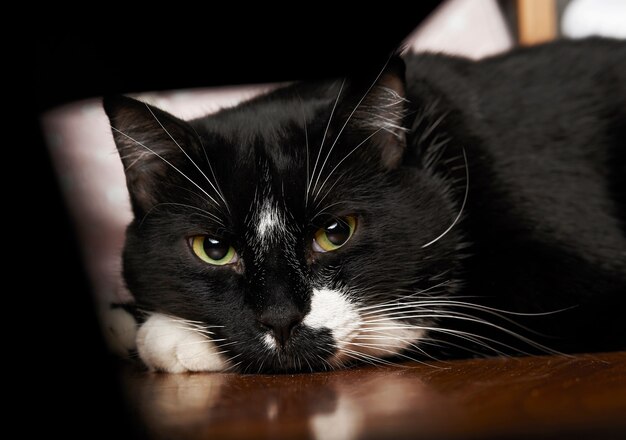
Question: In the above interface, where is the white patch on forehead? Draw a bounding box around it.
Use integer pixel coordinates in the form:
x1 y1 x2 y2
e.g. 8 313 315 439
251 195 287 250
257 199 281 238
136 313 227 373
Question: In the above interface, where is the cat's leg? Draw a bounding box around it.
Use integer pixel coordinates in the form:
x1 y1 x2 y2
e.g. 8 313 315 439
136 313 228 373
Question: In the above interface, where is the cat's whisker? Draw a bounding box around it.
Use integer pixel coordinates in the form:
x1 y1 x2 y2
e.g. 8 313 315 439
312 128 383 203
121 150 151 171
188 121 230 215
145 104 231 214
316 354 333 371
139 202 225 228
358 280 451 311
311 58 393 200
350 330 441 362
374 321 560 357
111 126 223 209
418 336 492 358
423 328 521 357
337 347 389 367
418 110 449 147
220 353 244 372
355 304 565 355
342 341 442 368
307 79 345 206
137 324 217 335
299 96 311 209
423 135 452 169
312 169 350 211
421 147 469 248
303 355 314 373
175 338 228 348
217 341 241 348
309 201 349 222
357 299 573 336
417 300 578 317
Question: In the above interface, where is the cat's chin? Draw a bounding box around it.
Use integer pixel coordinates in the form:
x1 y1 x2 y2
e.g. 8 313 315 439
136 313 229 373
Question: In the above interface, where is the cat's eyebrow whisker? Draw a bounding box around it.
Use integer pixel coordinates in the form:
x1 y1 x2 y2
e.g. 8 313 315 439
312 169 349 212
418 110 450 147
144 104 231 214
423 135 452 169
139 202 225 228
421 146 469 248
120 150 151 171
309 202 348 222
308 79 346 206
188 120 230 216
311 57 393 200
312 128 383 203
299 96 311 209
111 126 223 210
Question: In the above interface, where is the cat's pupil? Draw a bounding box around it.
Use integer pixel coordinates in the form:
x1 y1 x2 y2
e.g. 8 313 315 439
204 237 229 261
325 221 351 245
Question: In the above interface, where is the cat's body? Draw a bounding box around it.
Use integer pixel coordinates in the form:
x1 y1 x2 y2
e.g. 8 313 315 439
104 38 626 373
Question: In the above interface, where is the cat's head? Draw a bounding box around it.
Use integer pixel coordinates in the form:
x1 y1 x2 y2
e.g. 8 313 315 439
104 57 465 373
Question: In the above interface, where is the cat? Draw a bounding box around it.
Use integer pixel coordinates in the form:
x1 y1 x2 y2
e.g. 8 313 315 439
103 37 626 373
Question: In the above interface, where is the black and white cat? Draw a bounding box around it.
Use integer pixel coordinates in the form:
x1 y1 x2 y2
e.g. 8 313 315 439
104 38 626 373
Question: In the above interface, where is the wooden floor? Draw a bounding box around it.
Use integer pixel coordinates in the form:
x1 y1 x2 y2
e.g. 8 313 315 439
122 351 626 439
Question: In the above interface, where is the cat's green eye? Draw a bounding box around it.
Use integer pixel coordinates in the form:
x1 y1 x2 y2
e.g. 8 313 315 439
313 216 357 253
190 235 238 266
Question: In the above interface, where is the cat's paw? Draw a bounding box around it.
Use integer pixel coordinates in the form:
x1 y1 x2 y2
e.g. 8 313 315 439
136 313 228 373
101 305 138 357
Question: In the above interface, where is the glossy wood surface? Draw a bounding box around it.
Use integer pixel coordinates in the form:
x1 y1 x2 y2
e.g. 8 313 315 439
123 352 626 439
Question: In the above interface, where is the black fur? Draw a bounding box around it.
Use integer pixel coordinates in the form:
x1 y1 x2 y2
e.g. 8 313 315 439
104 38 626 373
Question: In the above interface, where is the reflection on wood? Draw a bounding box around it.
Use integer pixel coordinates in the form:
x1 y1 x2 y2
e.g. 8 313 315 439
123 352 626 439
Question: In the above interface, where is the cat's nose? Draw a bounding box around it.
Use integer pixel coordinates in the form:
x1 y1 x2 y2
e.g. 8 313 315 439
257 310 303 348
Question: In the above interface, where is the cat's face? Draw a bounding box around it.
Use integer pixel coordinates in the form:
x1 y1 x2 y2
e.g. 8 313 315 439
105 59 464 373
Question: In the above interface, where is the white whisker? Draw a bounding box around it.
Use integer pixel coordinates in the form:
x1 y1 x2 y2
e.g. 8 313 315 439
144 104 230 213
111 126 222 208
313 128 384 204
421 147 469 248
307 79 345 205
311 57 393 200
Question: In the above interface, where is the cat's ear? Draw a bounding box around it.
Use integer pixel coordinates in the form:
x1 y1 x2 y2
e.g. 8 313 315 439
348 56 408 169
103 95 197 215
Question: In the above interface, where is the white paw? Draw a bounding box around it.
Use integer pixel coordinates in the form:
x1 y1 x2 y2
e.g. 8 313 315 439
100 306 138 357
136 313 227 373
